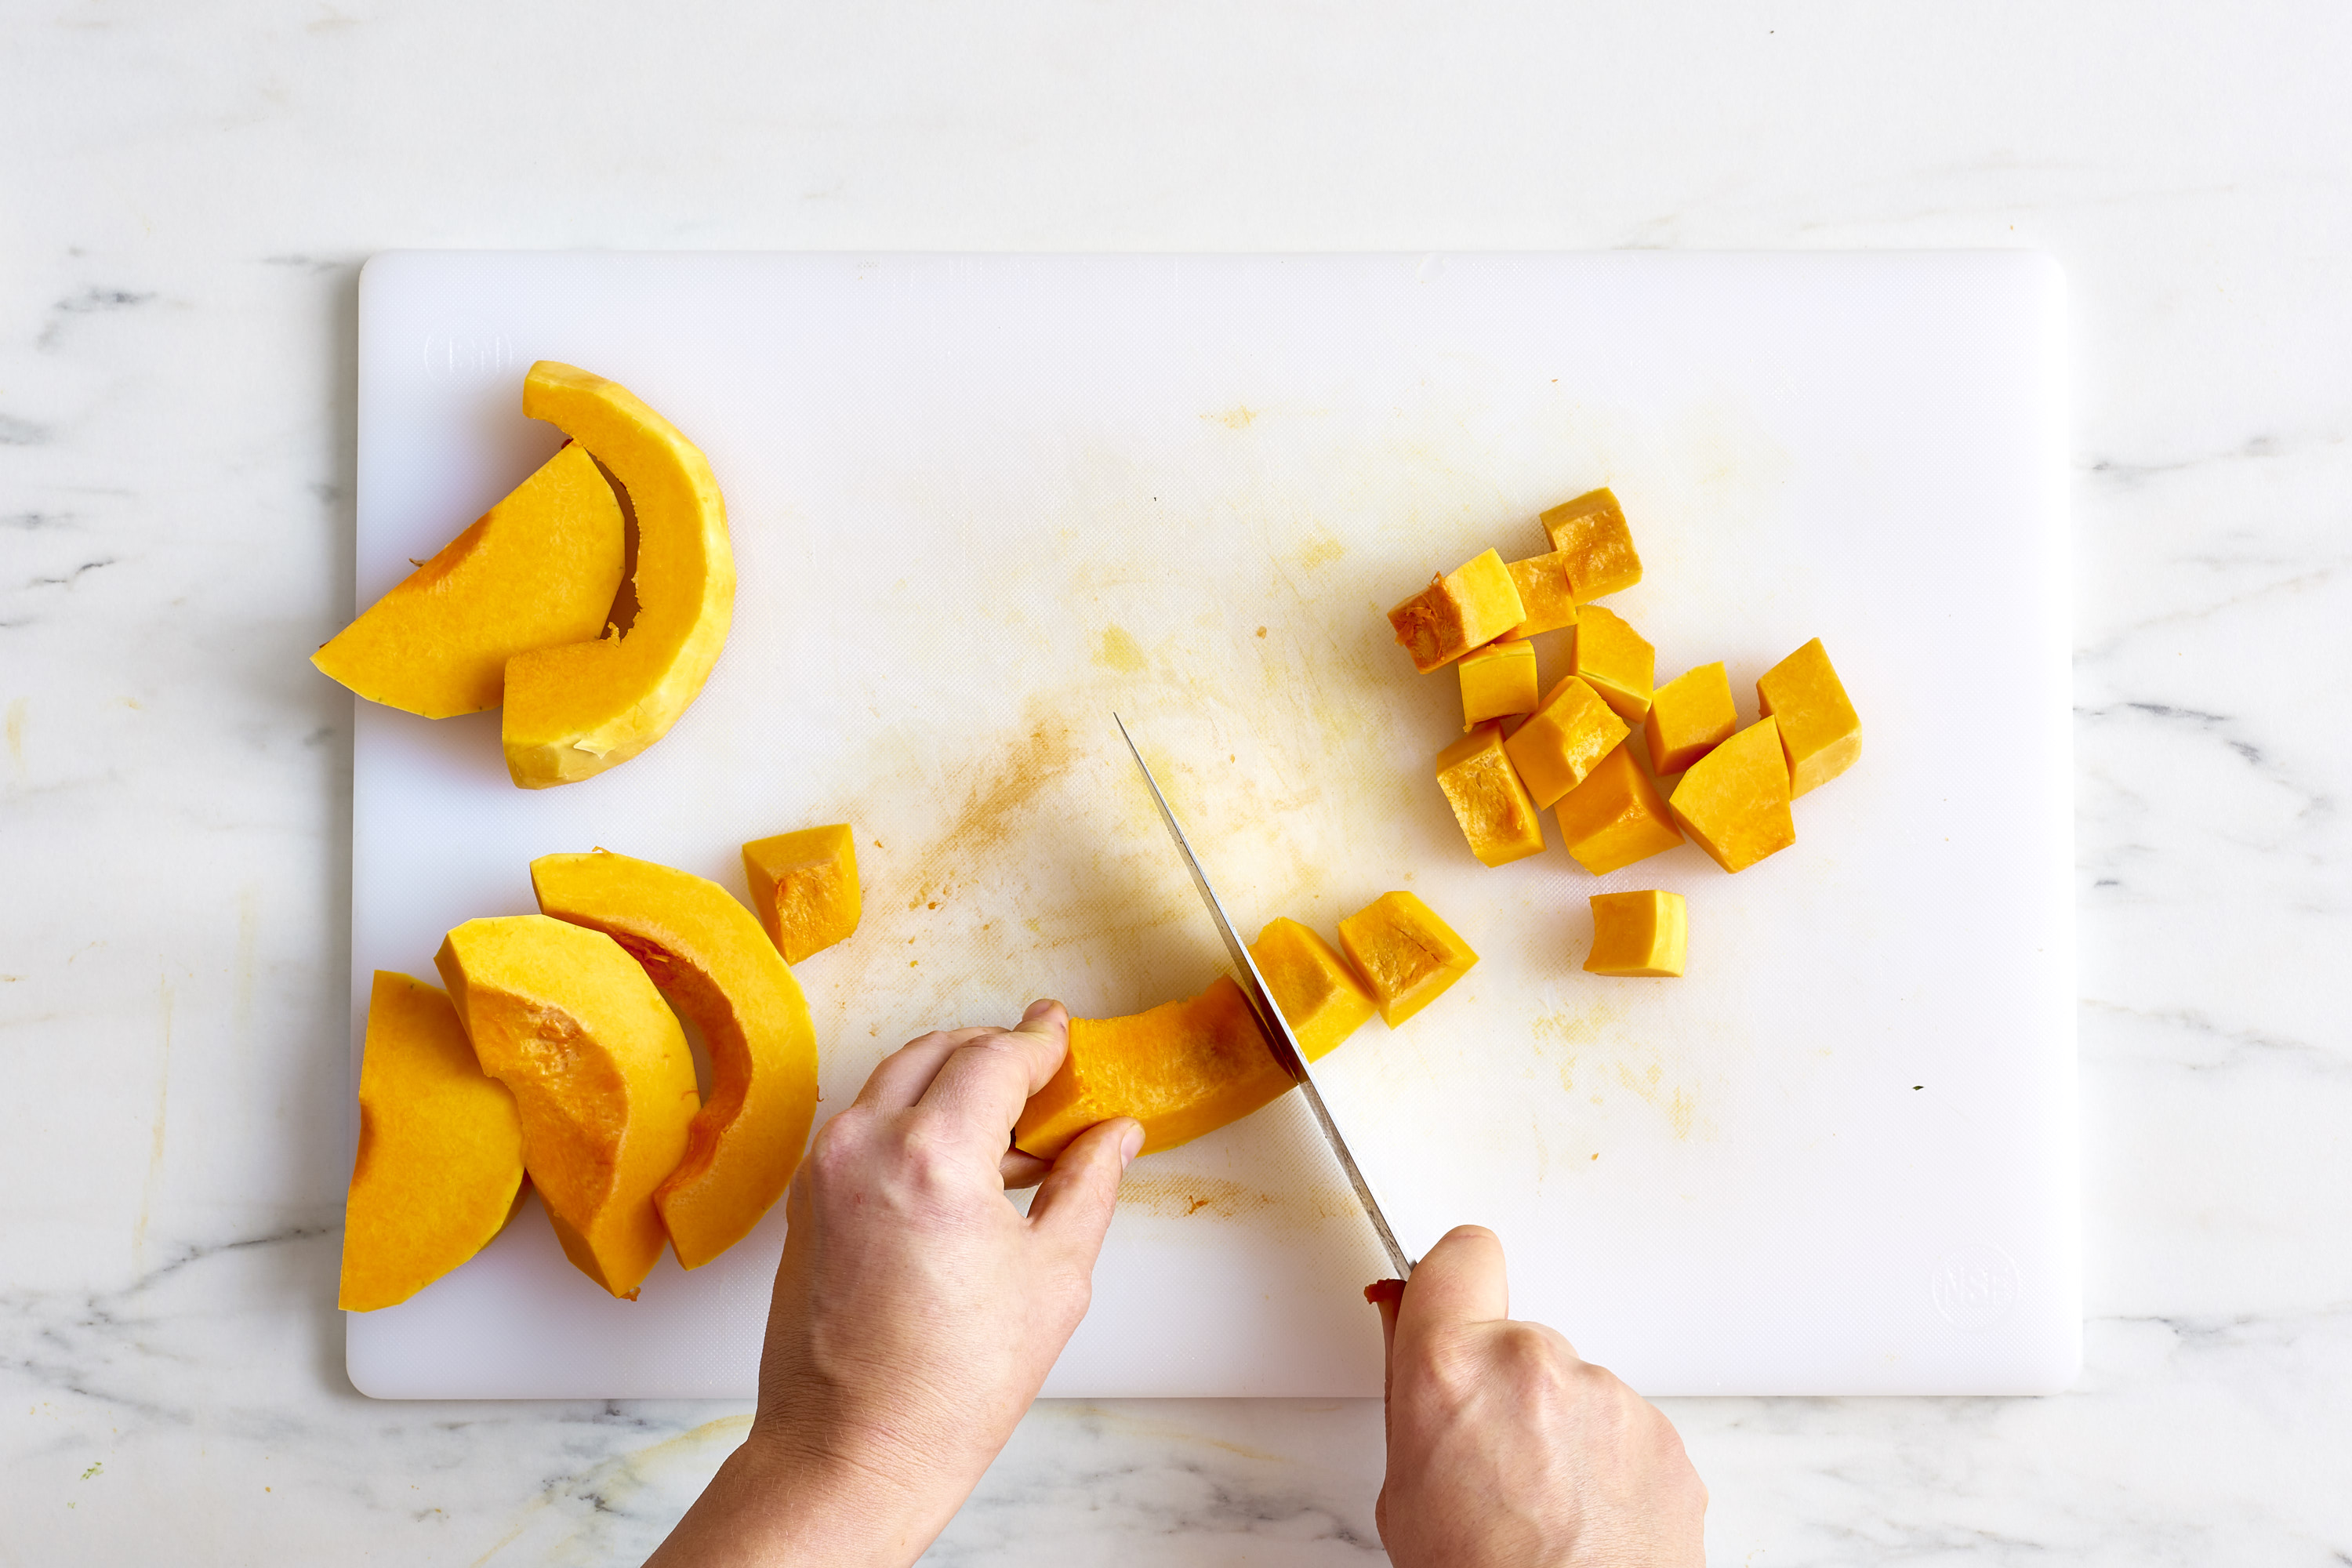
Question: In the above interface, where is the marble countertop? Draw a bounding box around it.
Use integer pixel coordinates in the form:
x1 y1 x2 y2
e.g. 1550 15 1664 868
5 2 2347 1561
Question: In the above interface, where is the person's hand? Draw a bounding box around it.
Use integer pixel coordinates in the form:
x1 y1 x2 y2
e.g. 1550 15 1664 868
1370 1225 1706 1566
648 1000 1141 1567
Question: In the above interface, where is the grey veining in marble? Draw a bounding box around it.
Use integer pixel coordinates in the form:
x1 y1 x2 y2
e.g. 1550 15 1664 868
4 0 2349 1561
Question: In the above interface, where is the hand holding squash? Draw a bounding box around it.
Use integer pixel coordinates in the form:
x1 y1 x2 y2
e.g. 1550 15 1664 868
645 1001 1141 1568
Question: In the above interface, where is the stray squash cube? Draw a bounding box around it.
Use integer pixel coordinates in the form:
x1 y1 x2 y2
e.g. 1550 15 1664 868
1553 746 1684 875
1388 549 1526 673
1500 550 1580 640
1643 661 1738 776
1541 487 1643 601
1570 604 1655 724
1435 724 1548 867
1584 891 1687 978
1339 891 1479 1027
1668 717 1796 873
1457 639 1538 730
742 824 862 963
1012 976 1289 1159
1756 637 1862 797
339 972 524 1312
1503 675 1629 809
1249 918 1377 1062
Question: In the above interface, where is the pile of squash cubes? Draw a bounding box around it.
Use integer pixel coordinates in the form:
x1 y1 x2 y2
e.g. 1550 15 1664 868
1386 488 1861 978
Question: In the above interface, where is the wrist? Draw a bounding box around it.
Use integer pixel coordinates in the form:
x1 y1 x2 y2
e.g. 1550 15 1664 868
746 1421 971 1564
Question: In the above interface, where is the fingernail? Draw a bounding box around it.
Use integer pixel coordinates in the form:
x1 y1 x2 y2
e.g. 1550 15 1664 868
1118 1122 1145 1166
1023 998 1057 1022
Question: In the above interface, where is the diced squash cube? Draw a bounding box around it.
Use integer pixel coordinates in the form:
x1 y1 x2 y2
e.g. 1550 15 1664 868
1668 718 1795 873
1643 661 1738 775
1248 918 1377 1063
1584 891 1687 978
1541 487 1643 601
1457 640 1538 730
1570 604 1655 724
1435 724 1548 867
1502 675 1628 809
741 824 862 962
1554 746 1684 875
1756 637 1862 797
1388 550 1526 673
1338 891 1479 1027
1500 551 1580 640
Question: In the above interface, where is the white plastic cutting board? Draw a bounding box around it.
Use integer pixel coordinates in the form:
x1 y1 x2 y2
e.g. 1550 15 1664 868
346 252 2075 1399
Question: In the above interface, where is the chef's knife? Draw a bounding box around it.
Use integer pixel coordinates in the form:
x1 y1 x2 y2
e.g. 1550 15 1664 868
1113 715 1413 1278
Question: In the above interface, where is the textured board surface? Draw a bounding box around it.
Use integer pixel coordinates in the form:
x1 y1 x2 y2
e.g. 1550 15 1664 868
346 251 2074 1399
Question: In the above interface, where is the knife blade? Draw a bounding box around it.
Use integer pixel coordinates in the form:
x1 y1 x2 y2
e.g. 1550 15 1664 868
1112 715 1413 1278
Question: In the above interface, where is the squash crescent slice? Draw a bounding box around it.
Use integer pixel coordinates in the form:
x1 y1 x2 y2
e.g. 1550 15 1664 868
503 361 735 788
531 850 819 1269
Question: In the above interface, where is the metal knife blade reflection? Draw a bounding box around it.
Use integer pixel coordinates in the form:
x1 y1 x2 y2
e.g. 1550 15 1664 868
1112 715 1413 1278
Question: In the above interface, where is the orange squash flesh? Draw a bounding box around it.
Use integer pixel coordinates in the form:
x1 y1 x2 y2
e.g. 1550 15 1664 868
338 972 525 1311
1541 487 1643 601
530 851 819 1269
1013 976 1290 1160
501 362 735 789
1248 918 1377 1062
1499 550 1580 640
312 443 624 718
1568 604 1655 725
1756 637 1863 797
1668 717 1797 873
1338 891 1479 1027
1553 745 1684 876
1388 550 1526 673
436 915 699 1299
1584 891 1688 977
1436 724 1548 866
1503 675 1629 810
1644 661 1739 777
741 824 862 962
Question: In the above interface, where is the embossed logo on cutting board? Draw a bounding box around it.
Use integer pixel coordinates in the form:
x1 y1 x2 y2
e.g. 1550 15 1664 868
422 330 513 380
1931 1244 2022 1330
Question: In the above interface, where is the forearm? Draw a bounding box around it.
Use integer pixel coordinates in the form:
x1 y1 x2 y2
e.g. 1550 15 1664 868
644 1434 961 1568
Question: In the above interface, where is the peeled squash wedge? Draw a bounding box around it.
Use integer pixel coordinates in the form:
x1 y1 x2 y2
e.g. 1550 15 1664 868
502 362 735 789
312 443 624 718
531 850 819 1269
436 915 699 1299
1013 977 1290 1160
338 971 525 1311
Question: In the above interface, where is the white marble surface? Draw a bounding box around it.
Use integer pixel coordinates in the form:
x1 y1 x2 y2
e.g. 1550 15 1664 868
2 1 2346 1561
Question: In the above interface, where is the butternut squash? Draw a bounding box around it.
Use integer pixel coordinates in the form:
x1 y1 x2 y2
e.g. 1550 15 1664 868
312 443 623 718
1388 550 1525 673
501 362 735 789
1012 976 1288 1160
1584 891 1687 977
740 824 862 962
1756 637 1862 797
1248 918 1376 1062
1668 717 1797 873
338 971 524 1311
435 915 699 1298
1338 891 1478 1027
531 851 818 1269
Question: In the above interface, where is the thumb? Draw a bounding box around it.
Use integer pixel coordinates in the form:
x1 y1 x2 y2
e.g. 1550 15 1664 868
1395 1224 1509 1352
1025 1116 1142 1265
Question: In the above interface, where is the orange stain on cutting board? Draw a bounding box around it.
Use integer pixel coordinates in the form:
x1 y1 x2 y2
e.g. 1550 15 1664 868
1117 1172 1356 1227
